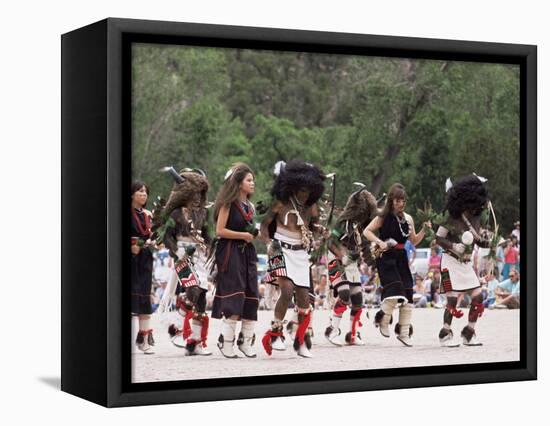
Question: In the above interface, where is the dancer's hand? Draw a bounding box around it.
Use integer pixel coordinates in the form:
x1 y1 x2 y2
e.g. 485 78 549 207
243 232 255 243
377 240 389 252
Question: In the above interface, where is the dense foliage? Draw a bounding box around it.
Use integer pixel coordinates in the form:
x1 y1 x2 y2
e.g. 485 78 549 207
132 43 520 241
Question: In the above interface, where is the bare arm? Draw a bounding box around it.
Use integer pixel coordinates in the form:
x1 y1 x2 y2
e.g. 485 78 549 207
406 213 429 246
362 216 383 243
435 225 456 253
260 201 282 244
216 204 253 242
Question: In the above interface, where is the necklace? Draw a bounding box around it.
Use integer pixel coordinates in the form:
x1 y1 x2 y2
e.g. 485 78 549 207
132 208 151 237
395 214 410 238
234 200 254 222
289 197 313 250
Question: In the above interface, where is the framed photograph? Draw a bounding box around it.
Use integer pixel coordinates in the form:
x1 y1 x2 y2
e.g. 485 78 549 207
61 18 536 407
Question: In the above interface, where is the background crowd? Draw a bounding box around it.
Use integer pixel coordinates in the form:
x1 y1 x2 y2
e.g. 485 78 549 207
147 220 521 316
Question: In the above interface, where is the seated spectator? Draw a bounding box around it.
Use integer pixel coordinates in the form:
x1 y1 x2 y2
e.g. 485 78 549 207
481 268 499 308
363 272 380 308
458 292 471 308
413 275 428 308
502 238 519 279
428 246 442 273
429 270 444 308
494 269 520 309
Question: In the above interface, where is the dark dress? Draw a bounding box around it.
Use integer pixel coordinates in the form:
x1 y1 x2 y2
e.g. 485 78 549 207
131 209 153 315
212 202 259 321
376 214 414 303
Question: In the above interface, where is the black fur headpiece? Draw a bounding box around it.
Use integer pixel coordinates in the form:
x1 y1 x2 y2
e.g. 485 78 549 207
445 175 489 219
270 160 325 206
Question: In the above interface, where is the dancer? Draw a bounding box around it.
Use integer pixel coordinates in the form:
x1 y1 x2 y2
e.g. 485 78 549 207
325 186 378 346
261 160 326 358
159 168 212 356
435 175 492 347
211 163 260 358
363 183 431 346
131 181 155 354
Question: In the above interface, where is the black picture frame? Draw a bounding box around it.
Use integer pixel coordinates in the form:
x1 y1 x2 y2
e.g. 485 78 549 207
61 17 537 407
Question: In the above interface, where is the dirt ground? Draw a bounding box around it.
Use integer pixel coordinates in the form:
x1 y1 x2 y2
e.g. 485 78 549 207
132 307 520 383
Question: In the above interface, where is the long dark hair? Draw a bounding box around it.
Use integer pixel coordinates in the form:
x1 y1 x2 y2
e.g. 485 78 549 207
131 180 149 208
379 183 407 218
213 163 255 220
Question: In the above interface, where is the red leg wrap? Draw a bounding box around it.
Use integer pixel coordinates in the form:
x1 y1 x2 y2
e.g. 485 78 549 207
350 309 363 343
200 315 209 347
296 311 312 345
333 300 348 316
182 309 193 339
469 302 485 322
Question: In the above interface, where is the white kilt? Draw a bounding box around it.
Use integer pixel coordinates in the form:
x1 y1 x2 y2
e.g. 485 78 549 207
327 251 361 284
441 252 480 292
269 232 311 288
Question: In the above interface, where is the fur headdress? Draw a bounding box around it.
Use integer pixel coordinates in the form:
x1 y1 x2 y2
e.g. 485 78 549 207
445 174 489 219
270 160 325 206
163 170 209 215
337 188 378 227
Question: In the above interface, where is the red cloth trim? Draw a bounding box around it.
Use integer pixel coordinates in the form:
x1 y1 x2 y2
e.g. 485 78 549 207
394 243 405 249
213 291 245 299
447 306 464 318
471 302 485 319
261 330 283 356
200 315 209 346
132 208 151 238
233 201 254 222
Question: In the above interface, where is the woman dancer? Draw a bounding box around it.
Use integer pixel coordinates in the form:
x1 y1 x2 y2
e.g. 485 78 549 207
363 183 430 346
212 163 260 358
131 181 155 354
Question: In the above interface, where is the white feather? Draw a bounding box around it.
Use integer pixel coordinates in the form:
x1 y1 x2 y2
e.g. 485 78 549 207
273 160 286 176
224 168 234 181
445 177 453 192
473 172 488 183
